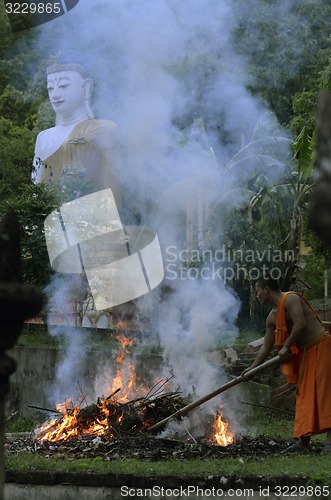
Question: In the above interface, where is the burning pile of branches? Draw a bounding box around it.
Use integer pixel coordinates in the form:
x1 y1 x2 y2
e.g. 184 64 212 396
35 379 188 443
34 383 235 447
33 328 235 447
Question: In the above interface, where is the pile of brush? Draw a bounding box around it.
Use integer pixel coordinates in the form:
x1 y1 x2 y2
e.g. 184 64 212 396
34 379 188 442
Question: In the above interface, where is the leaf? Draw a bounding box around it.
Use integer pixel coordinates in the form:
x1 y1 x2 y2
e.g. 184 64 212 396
291 127 314 179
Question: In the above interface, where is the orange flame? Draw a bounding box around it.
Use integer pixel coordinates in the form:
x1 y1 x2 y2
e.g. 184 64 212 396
36 405 80 442
210 412 234 447
35 324 148 443
108 325 142 402
36 398 119 442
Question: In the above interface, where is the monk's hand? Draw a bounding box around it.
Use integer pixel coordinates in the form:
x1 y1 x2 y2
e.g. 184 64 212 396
241 366 254 380
278 346 292 362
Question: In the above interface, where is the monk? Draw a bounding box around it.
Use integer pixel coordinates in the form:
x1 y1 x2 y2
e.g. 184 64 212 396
33 53 120 203
243 275 331 453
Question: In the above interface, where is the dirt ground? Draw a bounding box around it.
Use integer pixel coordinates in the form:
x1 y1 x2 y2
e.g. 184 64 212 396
4 432 325 460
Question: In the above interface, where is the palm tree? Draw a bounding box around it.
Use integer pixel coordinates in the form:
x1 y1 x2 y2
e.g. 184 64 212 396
202 123 314 323
249 127 315 289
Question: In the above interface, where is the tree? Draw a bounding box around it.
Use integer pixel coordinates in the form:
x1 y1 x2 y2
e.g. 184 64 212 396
0 182 59 288
203 127 315 326
232 0 331 133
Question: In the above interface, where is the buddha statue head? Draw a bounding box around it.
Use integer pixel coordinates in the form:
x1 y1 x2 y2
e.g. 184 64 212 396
46 52 94 125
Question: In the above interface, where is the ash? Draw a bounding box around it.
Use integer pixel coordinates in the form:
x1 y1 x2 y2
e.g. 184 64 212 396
4 433 325 460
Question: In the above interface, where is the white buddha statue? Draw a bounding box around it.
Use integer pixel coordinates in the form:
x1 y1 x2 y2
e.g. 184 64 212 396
33 55 122 328
33 55 120 202
33 55 164 329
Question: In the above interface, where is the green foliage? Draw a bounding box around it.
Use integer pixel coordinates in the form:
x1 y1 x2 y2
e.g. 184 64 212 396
299 213 331 300
0 86 32 124
250 127 314 243
232 0 331 132
0 113 55 289
203 127 321 325
16 324 125 350
17 324 60 348
5 417 35 433
300 255 325 300
0 182 59 287
0 117 34 195
291 91 320 136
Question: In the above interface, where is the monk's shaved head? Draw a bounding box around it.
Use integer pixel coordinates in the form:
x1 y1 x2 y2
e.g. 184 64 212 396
256 275 280 291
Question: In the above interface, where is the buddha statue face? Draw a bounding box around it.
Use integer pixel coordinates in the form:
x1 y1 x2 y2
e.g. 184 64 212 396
47 70 92 122
46 58 94 124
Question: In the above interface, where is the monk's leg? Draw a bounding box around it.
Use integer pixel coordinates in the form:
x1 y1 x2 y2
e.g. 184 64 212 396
297 435 310 448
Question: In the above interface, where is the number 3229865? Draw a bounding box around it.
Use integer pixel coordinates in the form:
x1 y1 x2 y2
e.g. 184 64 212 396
6 3 62 14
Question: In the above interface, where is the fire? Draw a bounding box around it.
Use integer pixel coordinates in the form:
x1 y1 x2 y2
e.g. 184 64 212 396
36 401 81 442
35 324 148 443
210 412 234 447
36 397 121 442
34 322 235 446
108 325 142 402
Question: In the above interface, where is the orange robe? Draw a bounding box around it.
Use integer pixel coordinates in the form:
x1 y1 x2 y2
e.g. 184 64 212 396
275 292 331 437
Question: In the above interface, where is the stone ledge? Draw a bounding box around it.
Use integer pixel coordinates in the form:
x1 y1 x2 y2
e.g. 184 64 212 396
5 470 311 490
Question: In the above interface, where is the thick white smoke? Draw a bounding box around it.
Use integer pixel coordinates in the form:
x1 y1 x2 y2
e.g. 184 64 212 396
33 0 291 421
44 274 89 405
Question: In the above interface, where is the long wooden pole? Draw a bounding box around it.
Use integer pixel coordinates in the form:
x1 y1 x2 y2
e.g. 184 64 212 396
147 355 280 432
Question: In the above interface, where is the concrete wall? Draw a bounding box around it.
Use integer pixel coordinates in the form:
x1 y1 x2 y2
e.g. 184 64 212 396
6 347 58 417
5 346 270 420
5 346 164 419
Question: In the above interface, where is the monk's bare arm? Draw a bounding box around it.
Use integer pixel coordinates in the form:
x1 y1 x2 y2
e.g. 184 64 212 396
243 313 275 374
281 294 306 351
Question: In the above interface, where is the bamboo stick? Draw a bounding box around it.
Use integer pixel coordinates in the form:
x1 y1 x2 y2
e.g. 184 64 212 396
147 355 280 432
241 401 295 416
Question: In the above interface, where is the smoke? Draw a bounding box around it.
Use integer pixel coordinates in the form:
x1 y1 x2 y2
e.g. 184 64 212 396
154 279 239 397
44 274 89 406
31 0 293 418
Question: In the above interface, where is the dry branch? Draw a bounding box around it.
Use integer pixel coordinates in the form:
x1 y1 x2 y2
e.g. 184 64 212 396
35 383 188 442
27 404 62 414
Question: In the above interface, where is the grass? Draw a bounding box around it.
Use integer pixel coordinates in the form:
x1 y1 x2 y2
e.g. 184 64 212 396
238 407 324 446
16 323 62 349
5 453 331 485
231 328 263 352
16 324 119 351
242 408 294 438
5 417 36 433
19 323 246 352
17 323 161 353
